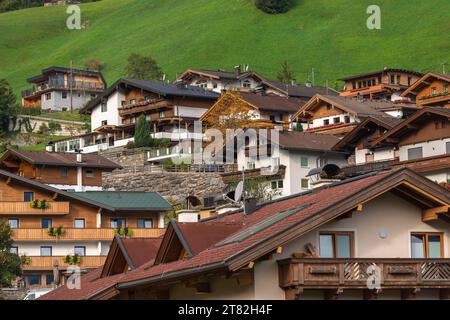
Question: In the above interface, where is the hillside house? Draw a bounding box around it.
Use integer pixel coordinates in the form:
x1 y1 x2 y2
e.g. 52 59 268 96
400 72 450 108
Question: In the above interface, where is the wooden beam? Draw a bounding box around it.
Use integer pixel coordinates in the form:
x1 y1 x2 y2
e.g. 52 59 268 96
276 246 283 254
439 288 450 300
285 287 303 300
324 288 342 300
52 192 58 200
363 289 378 300
356 204 363 212
247 261 255 269
422 206 449 222
401 288 419 300
6 177 11 185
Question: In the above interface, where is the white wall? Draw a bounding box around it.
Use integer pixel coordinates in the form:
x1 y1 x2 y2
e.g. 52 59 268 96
14 241 103 256
399 138 450 161
174 106 208 119
311 114 356 128
90 91 124 130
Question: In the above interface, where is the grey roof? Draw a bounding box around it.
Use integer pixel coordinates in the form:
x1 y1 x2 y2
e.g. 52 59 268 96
27 66 106 84
259 77 339 98
82 78 219 113
338 68 423 81
73 191 172 211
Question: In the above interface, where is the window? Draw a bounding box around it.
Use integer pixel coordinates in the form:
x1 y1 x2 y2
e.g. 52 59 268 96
407 147 423 160
431 87 437 95
195 80 207 88
447 142 450 154
86 169 94 178
45 274 54 286
203 197 215 208
40 246 52 256
301 178 309 189
101 120 108 126
45 93 52 100
74 219 85 229
390 75 395 84
407 77 412 86
110 218 126 228
130 99 136 105
137 219 153 229
144 96 150 102
158 111 165 118
8 219 19 229
323 119 329 125
319 232 354 258
10 246 18 255
396 75 401 84
74 246 86 256
351 81 356 89
41 218 52 229
271 180 283 190
242 80 251 88
62 92 68 99
27 275 41 286
344 115 350 123
300 156 309 168
60 167 68 177
101 103 107 112
145 113 151 121
333 117 340 124
90 94 96 99
411 233 443 258
24 192 34 202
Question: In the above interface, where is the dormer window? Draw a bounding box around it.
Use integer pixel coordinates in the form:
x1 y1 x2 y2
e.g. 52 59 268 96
194 80 207 88
242 80 252 88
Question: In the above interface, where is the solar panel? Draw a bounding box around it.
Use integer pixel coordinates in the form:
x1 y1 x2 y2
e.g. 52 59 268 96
216 204 310 246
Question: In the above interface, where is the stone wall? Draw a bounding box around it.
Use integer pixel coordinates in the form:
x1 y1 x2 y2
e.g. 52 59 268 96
102 169 226 203
0 288 27 300
100 147 228 203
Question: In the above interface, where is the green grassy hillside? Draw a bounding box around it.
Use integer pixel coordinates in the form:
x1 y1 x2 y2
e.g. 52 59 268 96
0 0 449 96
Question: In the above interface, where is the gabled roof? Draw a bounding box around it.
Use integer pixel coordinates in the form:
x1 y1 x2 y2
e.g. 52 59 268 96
332 115 403 151
39 168 450 300
0 169 170 213
372 107 450 147
338 68 423 81
400 72 450 97
291 94 393 121
73 191 172 211
261 131 344 153
0 149 121 170
101 235 162 278
176 68 257 81
256 76 339 98
27 66 106 85
199 91 303 122
81 78 219 113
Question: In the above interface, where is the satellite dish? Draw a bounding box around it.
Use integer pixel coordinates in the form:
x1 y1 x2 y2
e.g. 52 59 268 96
234 181 244 202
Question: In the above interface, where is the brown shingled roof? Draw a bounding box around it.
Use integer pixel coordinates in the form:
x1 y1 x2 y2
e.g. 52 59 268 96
0 149 121 170
238 92 305 113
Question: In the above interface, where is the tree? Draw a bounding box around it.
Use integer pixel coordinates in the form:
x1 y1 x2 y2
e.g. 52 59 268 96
0 220 21 287
125 53 164 81
229 177 281 202
84 58 103 71
0 79 18 134
134 115 154 148
255 0 294 14
277 60 296 84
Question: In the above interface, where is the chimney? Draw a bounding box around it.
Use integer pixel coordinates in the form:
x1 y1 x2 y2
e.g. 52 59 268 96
76 152 82 163
177 209 200 223
234 65 241 76
244 198 258 215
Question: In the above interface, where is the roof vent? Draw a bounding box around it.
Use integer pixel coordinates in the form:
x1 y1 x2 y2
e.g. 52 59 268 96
307 164 343 189
305 80 312 88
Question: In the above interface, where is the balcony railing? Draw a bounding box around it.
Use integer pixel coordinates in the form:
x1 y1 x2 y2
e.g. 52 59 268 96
12 228 166 241
22 81 104 98
278 258 450 290
22 256 107 270
0 202 70 215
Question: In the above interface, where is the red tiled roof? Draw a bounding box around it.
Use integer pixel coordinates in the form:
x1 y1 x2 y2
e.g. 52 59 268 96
122 238 162 268
40 168 450 300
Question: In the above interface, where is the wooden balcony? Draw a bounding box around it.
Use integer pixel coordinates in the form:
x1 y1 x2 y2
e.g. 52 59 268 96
278 258 450 292
0 202 70 215
12 228 166 241
22 256 107 270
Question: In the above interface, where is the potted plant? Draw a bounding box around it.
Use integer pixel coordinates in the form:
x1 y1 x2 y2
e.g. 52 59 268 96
20 255 32 266
46 226 65 237
29 199 50 209
114 227 133 237
63 254 81 265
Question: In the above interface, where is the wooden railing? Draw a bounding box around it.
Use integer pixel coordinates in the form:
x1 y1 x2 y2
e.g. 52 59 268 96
0 202 70 215
278 258 450 289
12 228 165 241
22 256 107 270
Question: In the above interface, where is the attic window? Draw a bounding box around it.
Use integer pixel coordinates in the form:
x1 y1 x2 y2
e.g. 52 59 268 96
242 80 251 88
195 80 207 88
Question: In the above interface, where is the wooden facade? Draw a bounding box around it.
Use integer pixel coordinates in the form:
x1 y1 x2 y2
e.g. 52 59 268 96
401 72 450 108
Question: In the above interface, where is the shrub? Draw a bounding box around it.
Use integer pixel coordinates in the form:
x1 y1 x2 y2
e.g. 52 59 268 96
48 122 62 134
162 158 174 170
134 115 154 147
38 123 49 134
255 0 294 14
126 141 135 149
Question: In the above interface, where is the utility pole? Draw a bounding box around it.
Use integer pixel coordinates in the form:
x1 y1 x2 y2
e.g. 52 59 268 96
311 68 315 86
442 62 448 74
70 60 74 113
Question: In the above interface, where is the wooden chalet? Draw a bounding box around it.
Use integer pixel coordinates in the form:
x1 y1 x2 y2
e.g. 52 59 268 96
0 149 121 191
0 169 171 289
40 168 450 300
339 68 422 100
400 72 450 108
